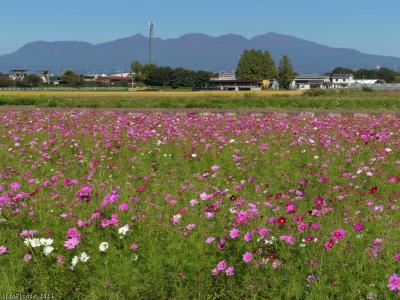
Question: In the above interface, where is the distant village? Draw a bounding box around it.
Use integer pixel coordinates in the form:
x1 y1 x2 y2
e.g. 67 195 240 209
2 67 400 91
4 69 133 86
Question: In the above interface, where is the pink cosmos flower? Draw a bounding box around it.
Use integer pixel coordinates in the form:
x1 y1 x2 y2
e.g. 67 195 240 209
64 238 80 250
190 199 199 206
20 230 38 238
314 196 325 207
119 202 129 211
259 143 269 152
91 212 100 220
236 211 251 225
211 165 220 172
285 203 297 214
0 194 9 206
243 252 253 263
244 232 253 242
171 214 182 225
258 228 270 236
311 223 321 230
0 246 8 255
186 224 196 231
394 253 400 262
57 255 65 264
353 224 364 231
23 253 32 262
77 220 87 227
297 223 308 231
272 260 281 269
216 260 227 271
67 227 81 239
388 273 400 291
229 228 240 239
100 219 112 227
331 229 346 241
225 266 235 276
76 184 93 202
130 243 139 251
205 236 215 244
324 240 335 249
279 235 296 245
10 182 20 192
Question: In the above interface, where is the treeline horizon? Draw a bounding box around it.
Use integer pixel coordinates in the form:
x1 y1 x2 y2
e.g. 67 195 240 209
328 67 400 83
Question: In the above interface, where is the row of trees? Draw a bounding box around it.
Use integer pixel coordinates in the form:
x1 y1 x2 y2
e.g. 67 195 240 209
235 50 296 89
131 61 215 88
329 67 399 83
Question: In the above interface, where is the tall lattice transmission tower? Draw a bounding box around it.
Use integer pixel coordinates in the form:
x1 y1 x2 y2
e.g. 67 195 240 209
149 21 155 64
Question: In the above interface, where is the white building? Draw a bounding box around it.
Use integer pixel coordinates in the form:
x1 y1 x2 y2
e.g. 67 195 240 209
354 79 386 85
330 74 355 86
9 70 28 81
291 75 331 90
211 72 236 81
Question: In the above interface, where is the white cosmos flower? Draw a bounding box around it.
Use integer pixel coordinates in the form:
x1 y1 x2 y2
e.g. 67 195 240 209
43 246 54 256
80 252 90 263
26 238 41 248
41 238 54 246
118 224 130 236
71 256 79 270
99 242 109 252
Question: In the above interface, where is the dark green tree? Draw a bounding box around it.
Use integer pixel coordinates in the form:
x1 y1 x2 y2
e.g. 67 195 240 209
330 67 354 75
61 70 84 87
236 50 277 80
23 74 42 87
130 61 146 85
0 73 13 87
278 55 296 89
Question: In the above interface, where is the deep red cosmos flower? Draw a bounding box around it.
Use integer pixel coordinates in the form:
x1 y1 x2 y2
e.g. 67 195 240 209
369 186 378 194
277 217 287 225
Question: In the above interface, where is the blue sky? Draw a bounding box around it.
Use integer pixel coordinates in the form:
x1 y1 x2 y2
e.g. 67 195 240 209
1 0 399 57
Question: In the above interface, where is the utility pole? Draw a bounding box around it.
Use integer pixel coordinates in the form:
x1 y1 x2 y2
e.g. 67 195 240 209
149 21 155 65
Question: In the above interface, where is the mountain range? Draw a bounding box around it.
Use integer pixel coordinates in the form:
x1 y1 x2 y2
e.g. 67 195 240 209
1 32 400 74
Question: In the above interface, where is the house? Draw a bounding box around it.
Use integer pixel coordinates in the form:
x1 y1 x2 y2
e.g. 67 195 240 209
9 69 28 81
38 70 50 83
198 72 262 91
291 75 331 90
330 74 355 86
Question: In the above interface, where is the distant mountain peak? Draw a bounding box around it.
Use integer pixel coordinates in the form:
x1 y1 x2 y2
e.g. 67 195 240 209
1 32 399 74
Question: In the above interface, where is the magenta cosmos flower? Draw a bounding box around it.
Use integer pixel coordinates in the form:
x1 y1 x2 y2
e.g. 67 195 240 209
119 202 129 211
9 182 21 192
394 253 400 262
331 229 346 241
388 273 400 291
243 252 253 263
229 228 240 239
225 266 235 276
0 246 8 255
216 260 227 271
353 224 364 231
64 238 80 250
67 227 81 239
324 240 335 249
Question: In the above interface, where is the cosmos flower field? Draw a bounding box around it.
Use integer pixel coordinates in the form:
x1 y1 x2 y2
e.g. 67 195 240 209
0 110 399 299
